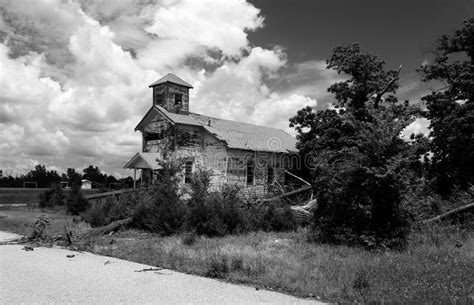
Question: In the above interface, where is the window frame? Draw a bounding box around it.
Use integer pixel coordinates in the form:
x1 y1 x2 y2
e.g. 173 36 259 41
246 160 255 186
184 161 193 184
174 93 183 106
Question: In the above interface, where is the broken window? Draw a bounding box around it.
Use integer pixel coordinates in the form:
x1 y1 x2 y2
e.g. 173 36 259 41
175 93 183 106
267 166 274 184
144 131 164 142
246 160 254 186
184 161 193 184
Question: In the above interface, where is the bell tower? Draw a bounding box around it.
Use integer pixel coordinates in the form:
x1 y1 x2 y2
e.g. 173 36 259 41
149 73 193 114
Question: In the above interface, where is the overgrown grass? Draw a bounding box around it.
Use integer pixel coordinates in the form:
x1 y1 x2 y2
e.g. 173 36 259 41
90 227 473 304
1 206 472 303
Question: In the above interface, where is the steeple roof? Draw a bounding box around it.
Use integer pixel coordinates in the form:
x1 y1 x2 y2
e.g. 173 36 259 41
148 73 193 88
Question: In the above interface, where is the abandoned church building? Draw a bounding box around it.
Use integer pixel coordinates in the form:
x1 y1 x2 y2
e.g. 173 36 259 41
124 74 299 195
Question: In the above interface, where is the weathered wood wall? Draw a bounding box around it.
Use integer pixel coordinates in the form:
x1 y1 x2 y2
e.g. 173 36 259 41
140 111 297 195
152 83 189 113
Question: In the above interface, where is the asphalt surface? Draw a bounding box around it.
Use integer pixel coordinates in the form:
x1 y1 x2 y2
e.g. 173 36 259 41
0 231 323 304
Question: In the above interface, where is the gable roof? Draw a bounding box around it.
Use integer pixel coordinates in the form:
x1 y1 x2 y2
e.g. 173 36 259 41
136 106 297 153
149 73 193 88
124 152 163 169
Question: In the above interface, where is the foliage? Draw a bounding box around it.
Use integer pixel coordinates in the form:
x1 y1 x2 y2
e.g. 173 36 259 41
185 172 252 236
82 195 134 227
39 183 65 208
419 18 474 196
132 160 186 235
184 170 227 237
261 203 297 232
66 182 89 215
290 44 423 248
25 164 61 188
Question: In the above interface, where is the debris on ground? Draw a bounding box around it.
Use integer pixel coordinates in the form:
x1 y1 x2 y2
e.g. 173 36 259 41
66 254 75 258
134 267 163 272
22 246 34 251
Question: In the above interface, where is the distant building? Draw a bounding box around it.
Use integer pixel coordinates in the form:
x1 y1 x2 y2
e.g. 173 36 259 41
124 74 298 195
81 179 92 190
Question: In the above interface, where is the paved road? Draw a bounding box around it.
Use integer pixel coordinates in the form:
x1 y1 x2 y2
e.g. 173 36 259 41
0 231 323 304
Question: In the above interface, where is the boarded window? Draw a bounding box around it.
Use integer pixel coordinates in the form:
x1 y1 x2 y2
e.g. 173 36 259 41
267 166 274 184
185 161 193 184
175 93 183 105
154 91 164 106
246 160 254 186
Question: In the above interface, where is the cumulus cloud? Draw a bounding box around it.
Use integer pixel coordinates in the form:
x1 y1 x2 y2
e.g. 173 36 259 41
0 0 319 176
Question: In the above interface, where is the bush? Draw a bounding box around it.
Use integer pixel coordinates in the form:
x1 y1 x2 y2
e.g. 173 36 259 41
132 161 186 235
311 166 411 249
39 183 65 208
185 172 249 237
261 203 297 232
66 184 89 215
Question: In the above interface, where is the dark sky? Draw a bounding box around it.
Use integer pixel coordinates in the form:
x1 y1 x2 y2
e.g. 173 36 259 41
249 0 473 73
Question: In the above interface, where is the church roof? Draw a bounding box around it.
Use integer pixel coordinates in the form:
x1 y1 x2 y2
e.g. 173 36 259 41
136 106 297 153
148 73 193 88
124 152 163 169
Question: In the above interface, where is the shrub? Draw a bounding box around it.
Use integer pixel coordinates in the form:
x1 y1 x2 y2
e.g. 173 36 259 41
185 172 249 237
66 183 89 215
311 165 411 249
261 203 297 232
82 194 135 227
132 161 186 235
185 191 228 237
39 183 65 208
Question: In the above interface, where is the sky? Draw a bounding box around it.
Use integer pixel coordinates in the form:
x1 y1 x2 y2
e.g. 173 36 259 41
0 0 472 177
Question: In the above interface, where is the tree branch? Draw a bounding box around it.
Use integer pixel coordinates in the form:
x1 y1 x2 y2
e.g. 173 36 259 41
372 65 402 108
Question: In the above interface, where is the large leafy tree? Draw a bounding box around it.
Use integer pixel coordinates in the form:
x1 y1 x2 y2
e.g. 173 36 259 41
419 18 474 196
290 44 423 248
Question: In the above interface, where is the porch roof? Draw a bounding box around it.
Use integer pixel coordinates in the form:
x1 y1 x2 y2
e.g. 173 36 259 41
124 152 162 170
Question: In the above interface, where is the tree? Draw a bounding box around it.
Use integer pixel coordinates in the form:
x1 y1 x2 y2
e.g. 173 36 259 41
419 18 474 196
25 164 60 188
66 182 89 215
67 168 82 186
82 165 105 184
290 44 422 248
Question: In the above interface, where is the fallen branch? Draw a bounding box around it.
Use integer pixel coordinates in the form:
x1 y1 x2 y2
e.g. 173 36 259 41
261 186 312 203
290 199 318 224
77 218 132 241
421 202 474 224
283 170 311 186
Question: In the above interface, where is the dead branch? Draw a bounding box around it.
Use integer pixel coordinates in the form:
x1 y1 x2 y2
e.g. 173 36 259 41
283 170 311 186
261 186 312 203
262 186 313 203
290 199 318 224
76 218 132 241
421 202 474 224
372 65 402 108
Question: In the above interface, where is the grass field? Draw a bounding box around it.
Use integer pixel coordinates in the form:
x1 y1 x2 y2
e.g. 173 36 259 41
0 188 99 205
0 206 472 303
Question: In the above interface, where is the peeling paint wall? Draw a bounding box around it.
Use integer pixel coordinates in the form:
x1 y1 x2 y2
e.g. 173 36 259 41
226 149 290 196
140 112 297 195
142 114 175 153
